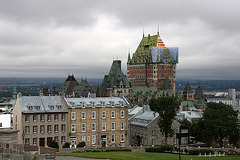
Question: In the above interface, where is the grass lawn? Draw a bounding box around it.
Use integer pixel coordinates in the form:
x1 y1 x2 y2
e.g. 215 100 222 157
56 152 240 160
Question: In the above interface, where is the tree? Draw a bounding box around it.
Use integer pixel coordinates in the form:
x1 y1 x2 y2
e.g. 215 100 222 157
77 141 86 148
149 96 180 144
197 102 239 147
178 118 198 138
50 141 59 149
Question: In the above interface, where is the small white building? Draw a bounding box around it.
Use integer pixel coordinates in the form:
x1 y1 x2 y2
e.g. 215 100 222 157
0 114 11 130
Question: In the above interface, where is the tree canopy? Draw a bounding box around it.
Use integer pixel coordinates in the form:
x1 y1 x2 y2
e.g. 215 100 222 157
197 102 239 147
149 96 180 144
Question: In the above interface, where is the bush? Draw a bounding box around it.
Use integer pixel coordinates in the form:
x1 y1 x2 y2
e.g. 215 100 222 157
77 141 86 148
62 142 70 148
92 149 101 152
50 141 59 149
145 144 173 153
189 149 214 155
105 148 131 152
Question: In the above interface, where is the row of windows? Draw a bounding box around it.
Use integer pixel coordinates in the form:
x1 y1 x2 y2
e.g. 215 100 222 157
25 114 66 122
71 110 125 120
25 136 66 145
71 121 125 132
25 124 66 134
81 134 125 144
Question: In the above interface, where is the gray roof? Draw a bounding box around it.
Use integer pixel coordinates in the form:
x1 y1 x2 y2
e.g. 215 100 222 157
19 96 68 113
65 96 129 108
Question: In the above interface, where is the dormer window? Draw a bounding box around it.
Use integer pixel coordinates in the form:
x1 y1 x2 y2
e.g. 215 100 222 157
49 105 54 110
57 105 62 110
82 102 85 108
28 106 33 110
111 101 114 107
102 101 105 107
92 102 95 107
35 106 40 110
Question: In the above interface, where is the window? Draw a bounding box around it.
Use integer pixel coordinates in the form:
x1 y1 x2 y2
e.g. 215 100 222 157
102 111 106 119
54 125 58 132
81 112 86 119
120 110 124 118
40 115 44 121
54 136 58 143
82 136 86 142
0 123 2 127
61 114 65 121
47 115 51 121
120 134 124 142
71 124 76 132
28 106 33 110
57 105 62 110
111 134 115 142
111 122 115 130
61 136 66 144
120 121 124 130
90 123 96 131
47 125 51 133
25 138 30 145
25 115 30 122
40 125 44 133
54 114 58 121
33 126 37 134
61 124 65 132
49 105 54 110
102 122 106 131
33 138 37 145
36 106 40 110
111 111 115 118
92 135 96 144
152 130 156 136
25 126 30 134
152 139 156 145
91 111 96 119
71 112 76 120
82 123 86 132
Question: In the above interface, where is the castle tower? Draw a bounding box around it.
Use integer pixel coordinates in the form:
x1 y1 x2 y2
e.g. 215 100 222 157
183 82 193 101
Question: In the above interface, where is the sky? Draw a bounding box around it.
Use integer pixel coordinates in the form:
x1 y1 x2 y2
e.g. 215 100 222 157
0 0 240 80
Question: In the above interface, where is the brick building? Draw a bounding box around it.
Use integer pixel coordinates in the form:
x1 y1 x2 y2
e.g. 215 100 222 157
127 32 179 104
65 96 129 148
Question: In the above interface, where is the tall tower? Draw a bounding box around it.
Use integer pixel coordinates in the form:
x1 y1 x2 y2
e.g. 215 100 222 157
127 32 179 95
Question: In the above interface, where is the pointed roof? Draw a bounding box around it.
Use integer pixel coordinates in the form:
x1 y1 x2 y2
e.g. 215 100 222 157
73 79 94 97
196 95 205 106
59 75 79 96
162 78 172 90
184 82 192 93
102 60 130 89
127 52 131 64
194 86 204 100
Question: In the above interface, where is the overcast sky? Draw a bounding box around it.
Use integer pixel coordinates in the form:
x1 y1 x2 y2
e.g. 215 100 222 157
0 0 240 80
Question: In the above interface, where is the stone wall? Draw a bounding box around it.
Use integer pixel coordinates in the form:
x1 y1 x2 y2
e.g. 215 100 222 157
0 143 56 160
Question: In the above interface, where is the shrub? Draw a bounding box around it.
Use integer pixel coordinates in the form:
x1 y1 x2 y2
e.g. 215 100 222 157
77 141 86 148
145 144 173 153
189 149 214 155
50 141 59 149
92 149 101 152
62 142 70 148
105 148 131 152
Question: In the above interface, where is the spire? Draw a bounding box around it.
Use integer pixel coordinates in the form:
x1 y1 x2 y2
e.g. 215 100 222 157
143 27 145 37
157 25 159 36
12 78 17 99
127 52 131 64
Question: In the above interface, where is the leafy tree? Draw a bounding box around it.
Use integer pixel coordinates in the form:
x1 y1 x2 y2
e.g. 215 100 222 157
77 141 86 148
149 96 180 144
197 102 239 147
178 118 198 138
62 142 70 148
50 141 59 149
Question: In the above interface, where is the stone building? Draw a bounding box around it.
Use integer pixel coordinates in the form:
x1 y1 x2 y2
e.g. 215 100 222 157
65 96 129 148
129 105 180 146
12 96 68 147
127 32 179 99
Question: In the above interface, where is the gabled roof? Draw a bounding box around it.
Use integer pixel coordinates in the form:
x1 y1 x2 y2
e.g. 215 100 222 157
59 75 79 96
184 82 192 93
73 79 94 97
102 60 130 89
18 96 68 113
162 78 172 90
151 47 179 63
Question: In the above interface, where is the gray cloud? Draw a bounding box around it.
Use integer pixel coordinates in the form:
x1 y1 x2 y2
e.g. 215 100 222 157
0 0 240 79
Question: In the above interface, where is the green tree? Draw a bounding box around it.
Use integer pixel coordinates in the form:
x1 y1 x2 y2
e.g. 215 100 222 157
197 102 239 147
178 118 198 138
149 96 180 144
50 141 59 149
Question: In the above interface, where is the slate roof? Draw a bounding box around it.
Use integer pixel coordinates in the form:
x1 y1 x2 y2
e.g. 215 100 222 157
59 75 79 96
18 96 68 113
194 86 204 100
150 47 179 63
184 82 192 93
102 60 130 89
73 79 94 97
65 96 129 108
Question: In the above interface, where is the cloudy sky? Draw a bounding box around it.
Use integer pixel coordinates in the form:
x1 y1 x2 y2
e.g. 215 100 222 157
0 0 240 80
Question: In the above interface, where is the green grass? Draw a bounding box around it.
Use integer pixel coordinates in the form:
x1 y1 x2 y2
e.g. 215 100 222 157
56 152 240 160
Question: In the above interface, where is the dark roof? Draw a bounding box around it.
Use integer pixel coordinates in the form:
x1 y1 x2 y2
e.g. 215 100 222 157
194 86 204 100
59 75 79 96
184 82 192 93
73 79 94 97
102 60 130 89
162 78 172 90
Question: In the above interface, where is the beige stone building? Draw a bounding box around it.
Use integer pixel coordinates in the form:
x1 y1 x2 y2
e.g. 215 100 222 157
65 96 129 148
12 96 68 147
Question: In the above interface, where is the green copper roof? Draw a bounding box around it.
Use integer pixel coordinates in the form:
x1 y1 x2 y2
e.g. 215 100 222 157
162 78 172 89
194 86 204 100
127 53 131 64
184 82 192 93
102 60 130 89
73 79 94 97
